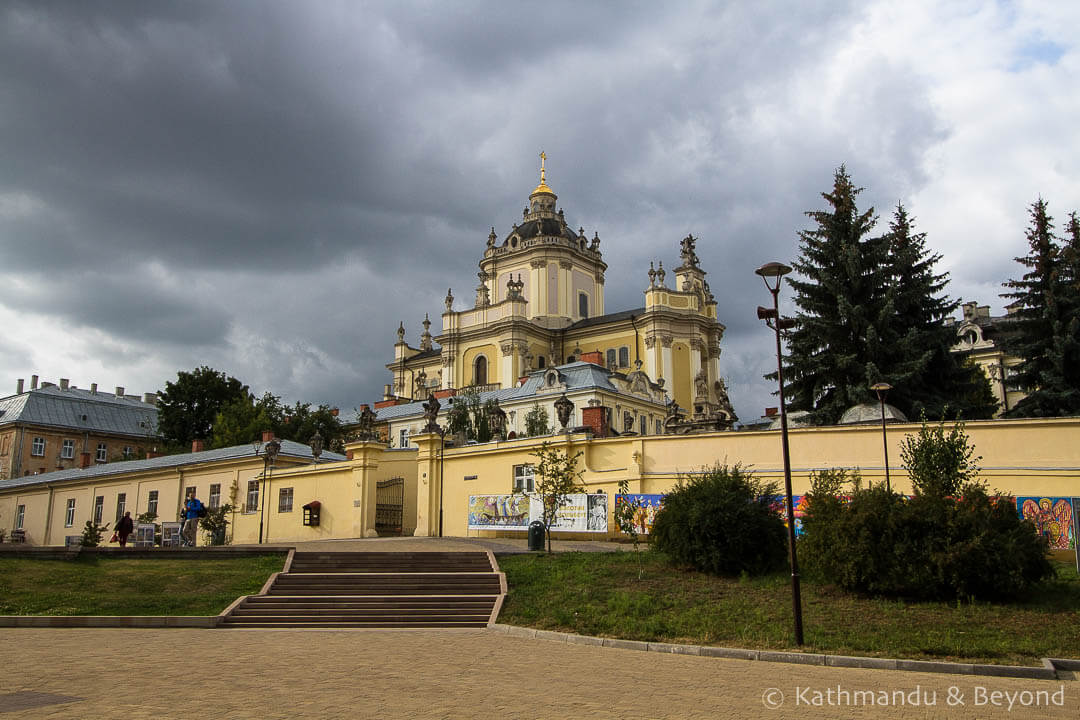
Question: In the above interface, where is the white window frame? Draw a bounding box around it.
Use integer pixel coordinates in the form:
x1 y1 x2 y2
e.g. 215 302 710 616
16 504 25 530
513 464 535 493
115 493 126 524
122 446 134 459
278 487 294 513
96 443 108 462
619 346 630 368
245 480 259 513
399 428 409 449
147 490 158 517
93 495 104 524
61 439 75 459
64 499 76 527
31 437 45 456
209 484 221 509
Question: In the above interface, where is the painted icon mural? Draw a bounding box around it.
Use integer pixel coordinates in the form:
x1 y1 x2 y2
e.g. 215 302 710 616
1018 497 1075 550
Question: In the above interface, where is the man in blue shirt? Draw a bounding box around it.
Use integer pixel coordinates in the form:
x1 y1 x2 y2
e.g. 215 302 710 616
182 491 205 547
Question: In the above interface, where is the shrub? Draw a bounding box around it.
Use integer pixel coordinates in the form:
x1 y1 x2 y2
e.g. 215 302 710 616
650 464 787 576
80 519 110 548
900 412 980 498
800 473 1054 601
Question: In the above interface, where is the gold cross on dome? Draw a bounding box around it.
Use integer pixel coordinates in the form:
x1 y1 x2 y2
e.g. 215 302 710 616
539 151 546 183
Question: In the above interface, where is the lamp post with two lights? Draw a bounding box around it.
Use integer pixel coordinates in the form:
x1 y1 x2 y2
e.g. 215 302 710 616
755 261 805 647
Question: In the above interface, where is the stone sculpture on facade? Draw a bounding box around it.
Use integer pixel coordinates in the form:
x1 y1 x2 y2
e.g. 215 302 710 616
490 399 508 440
554 393 574 430
422 393 442 435
355 404 378 441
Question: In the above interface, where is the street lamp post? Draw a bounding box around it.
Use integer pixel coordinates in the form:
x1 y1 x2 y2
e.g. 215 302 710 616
755 261 805 647
256 438 281 544
870 382 893 492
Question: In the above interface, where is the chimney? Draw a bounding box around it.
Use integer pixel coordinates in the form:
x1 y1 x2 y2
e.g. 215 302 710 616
80 452 92 469
31 375 38 389
143 392 157 405
60 378 69 390
146 449 164 459
91 383 98 394
261 430 275 442
115 386 124 398
192 439 206 453
16 379 24 394
764 407 778 417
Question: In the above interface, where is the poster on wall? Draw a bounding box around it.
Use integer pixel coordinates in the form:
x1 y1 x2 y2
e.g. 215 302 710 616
468 493 609 532
770 495 810 537
530 493 609 533
468 495 530 530
134 523 156 548
615 494 665 535
1017 497 1075 551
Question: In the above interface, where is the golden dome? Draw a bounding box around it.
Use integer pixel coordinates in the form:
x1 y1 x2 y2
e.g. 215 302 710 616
531 151 556 196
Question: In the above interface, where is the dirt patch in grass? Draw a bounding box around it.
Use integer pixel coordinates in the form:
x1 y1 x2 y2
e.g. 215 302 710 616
497 550 1080 666
0 554 285 616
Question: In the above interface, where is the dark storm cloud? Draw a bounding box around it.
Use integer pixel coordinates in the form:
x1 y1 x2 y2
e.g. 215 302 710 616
3 0 1064 419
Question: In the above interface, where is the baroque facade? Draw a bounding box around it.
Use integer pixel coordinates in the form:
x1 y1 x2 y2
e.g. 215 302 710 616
947 301 1027 416
384 156 734 430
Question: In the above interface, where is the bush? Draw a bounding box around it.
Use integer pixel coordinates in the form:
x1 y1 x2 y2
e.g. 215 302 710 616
650 464 787 576
900 412 980 498
80 519 110 548
800 475 1054 601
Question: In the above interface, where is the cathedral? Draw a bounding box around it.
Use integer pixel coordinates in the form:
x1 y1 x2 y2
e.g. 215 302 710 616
381 155 735 438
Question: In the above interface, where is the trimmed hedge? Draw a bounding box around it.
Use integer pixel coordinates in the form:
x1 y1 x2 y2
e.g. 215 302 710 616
800 480 1053 601
650 464 787 576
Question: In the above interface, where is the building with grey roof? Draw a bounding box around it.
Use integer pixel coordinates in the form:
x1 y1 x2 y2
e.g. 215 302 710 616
0 375 161 480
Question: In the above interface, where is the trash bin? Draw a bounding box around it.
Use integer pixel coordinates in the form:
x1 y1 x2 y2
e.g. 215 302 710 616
528 520 546 551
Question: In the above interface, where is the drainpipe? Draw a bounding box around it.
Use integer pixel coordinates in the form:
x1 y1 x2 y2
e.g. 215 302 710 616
43 484 54 545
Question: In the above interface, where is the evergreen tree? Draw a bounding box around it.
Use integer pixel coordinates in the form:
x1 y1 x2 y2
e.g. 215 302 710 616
1002 199 1079 416
1060 212 1080 401
882 203 997 419
784 166 892 424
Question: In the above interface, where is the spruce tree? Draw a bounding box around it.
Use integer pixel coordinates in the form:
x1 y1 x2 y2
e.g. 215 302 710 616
783 166 892 424
882 203 997 419
1002 199 1079 416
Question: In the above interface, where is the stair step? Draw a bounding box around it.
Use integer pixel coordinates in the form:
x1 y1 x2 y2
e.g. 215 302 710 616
220 620 490 629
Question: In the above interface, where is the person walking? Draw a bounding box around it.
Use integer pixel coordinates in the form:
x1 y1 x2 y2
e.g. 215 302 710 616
116 511 134 547
182 491 205 547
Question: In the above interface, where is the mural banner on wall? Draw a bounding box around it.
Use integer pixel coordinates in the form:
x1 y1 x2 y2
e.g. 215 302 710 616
615 494 665 535
1017 497 1075 550
468 495 530 530
468 494 609 532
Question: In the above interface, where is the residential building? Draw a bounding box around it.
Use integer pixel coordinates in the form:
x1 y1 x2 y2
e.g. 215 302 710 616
0 376 160 480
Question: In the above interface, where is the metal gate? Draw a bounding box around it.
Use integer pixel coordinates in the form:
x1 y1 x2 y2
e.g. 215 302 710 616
375 477 404 536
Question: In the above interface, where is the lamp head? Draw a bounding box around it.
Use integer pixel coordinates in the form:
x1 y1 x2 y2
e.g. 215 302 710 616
870 382 892 393
754 261 792 279
756 306 777 321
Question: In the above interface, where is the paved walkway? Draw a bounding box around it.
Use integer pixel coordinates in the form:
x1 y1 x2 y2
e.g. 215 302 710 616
0 628 1074 719
269 535 635 554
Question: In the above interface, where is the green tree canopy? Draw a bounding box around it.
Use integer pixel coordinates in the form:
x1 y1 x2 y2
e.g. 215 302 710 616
784 166 893 424
882 203 997 419
157 366 249 448
1002 199 1080 416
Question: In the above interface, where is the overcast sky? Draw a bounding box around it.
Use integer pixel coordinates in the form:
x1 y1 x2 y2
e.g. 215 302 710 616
1 1 1077 423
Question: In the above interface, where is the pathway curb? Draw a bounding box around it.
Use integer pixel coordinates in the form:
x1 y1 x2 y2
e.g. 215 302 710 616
487 623 1077 680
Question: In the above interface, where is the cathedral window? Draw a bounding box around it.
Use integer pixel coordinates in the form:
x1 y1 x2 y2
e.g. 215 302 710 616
537 356 546 369
473 356 487 386
578 292 589 319
619 346 629 368
606 349 616 368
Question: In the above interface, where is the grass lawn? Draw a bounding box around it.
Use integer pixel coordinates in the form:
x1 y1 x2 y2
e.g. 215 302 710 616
497 549 1080 666
0 554 285 616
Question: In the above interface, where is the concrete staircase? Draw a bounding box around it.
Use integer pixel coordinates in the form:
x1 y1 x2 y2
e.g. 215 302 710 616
220 551 504 629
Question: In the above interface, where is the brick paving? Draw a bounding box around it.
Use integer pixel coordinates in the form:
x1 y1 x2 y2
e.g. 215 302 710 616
0 628 1075 719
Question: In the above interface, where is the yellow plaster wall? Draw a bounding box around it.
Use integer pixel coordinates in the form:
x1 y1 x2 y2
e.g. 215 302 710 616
433 418 1080 537
461 343 498 386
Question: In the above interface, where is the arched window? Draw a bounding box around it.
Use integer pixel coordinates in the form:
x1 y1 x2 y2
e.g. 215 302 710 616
578 292 589 319
606 349 617 368
474 356 487 386
619 346 630 368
